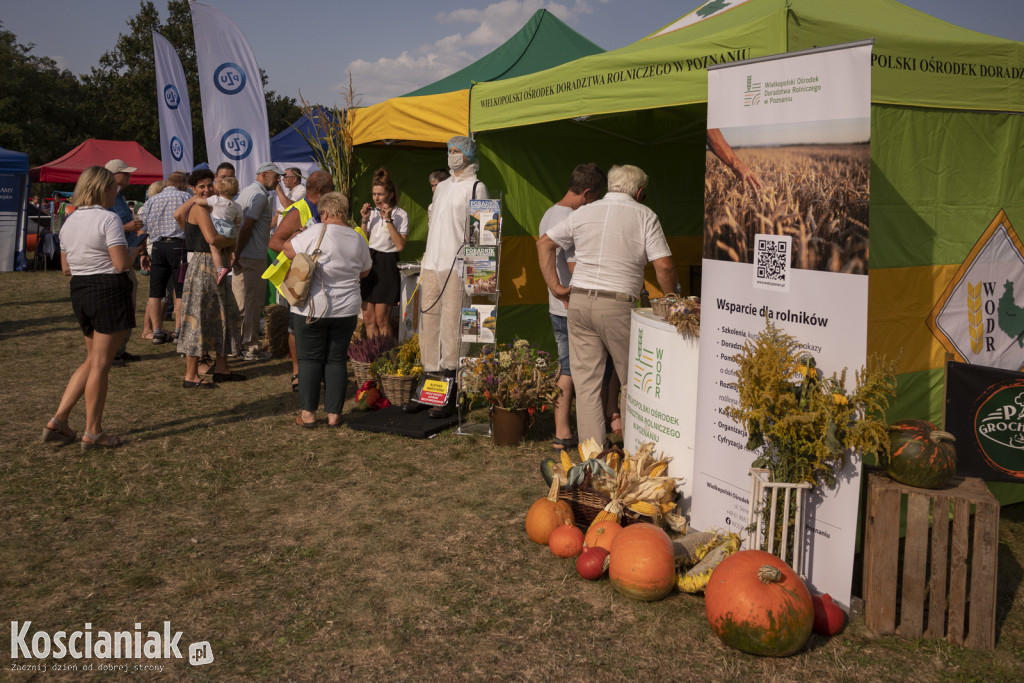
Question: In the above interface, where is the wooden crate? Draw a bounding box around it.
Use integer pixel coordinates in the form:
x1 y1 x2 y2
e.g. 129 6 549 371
863 471 999 649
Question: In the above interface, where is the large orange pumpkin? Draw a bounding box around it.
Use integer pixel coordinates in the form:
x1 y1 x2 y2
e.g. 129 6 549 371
704 549 814 657
525 498 574 545
608 523 676 601
583 520 622 553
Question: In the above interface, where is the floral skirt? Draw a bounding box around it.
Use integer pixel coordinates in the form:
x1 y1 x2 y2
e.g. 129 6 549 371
176 252 242 358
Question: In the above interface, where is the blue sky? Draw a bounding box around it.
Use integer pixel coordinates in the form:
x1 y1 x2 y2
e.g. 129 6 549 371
3 0 1023 108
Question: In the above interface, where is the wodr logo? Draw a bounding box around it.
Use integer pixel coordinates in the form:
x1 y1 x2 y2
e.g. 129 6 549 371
632 329 664 398
163 84 180 110
213 62 247 95
975 382 1024 480
220 128 252 161
928 210 1024 370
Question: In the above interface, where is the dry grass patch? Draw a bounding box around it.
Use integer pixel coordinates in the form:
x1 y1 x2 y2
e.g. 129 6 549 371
1 271 1023 680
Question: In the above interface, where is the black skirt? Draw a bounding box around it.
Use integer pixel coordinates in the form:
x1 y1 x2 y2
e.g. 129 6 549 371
360 249 401 305
70 272 136 335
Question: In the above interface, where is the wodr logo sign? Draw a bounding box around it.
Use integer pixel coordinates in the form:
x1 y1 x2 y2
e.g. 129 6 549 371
975 381 1024 480
929 210 1024 370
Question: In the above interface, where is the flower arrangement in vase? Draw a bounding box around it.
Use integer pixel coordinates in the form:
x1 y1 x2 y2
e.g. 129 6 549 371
460 339 561 415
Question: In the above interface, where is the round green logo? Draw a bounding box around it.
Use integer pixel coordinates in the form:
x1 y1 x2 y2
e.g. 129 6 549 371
975 380 1024 480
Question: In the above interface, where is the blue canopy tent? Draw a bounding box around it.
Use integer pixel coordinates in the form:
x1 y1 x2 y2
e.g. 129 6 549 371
0 146 30 272
269 108 336 178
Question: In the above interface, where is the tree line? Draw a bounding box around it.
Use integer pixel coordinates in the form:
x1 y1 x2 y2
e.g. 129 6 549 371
0 1 302 187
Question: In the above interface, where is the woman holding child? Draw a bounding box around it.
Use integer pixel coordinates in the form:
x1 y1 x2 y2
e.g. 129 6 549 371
174 169 245 388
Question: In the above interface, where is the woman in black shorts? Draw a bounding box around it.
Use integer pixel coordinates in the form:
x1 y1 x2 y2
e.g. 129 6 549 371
43 166 142 451
358 167 408 338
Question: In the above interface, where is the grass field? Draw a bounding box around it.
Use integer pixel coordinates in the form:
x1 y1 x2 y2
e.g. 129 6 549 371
2 270 1023 681
704 145 870 274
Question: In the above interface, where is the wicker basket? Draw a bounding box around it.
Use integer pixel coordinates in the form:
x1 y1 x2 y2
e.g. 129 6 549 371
350 360 374 388
379 373 419 405
557 487 650 531
650 295 680 320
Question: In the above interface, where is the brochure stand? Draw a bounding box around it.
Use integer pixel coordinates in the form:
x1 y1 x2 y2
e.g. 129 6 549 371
456 198 502 436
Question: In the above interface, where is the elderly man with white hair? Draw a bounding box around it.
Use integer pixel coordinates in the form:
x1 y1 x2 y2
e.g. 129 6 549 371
537 164 678 446
405 136 488 418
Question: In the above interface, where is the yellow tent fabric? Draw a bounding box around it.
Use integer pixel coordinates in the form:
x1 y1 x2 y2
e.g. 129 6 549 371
349 91 468 147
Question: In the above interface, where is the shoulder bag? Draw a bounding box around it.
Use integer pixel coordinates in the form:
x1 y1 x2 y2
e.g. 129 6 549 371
281 223 328 309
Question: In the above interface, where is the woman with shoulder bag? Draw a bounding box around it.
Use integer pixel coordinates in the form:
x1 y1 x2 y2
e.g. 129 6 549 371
285 192 371 428
43 166 142 451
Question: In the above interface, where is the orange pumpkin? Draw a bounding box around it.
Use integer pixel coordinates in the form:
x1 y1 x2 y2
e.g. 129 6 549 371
549 524 585 558
704 549 814 657
608 523 676 601
583 520 622 553
525 498 574 545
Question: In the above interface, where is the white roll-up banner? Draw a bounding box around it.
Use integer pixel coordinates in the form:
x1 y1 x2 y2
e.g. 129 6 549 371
691 42 873 608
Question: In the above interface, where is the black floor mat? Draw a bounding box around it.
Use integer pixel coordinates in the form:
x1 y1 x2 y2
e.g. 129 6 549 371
346 405 458 438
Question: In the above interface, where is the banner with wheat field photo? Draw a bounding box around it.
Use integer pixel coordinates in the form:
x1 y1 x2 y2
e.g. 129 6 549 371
690 42 872 608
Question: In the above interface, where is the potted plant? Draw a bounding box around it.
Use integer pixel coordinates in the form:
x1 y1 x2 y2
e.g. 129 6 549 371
460 339 562 445
726 322 896 567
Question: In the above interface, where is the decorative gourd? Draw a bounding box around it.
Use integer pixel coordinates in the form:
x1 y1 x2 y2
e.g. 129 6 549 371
583 520 622 553
705 550 814 657
608 523 676 601
887 420 957 489
549 524 585 558
577 547 609 580
811 593 846 635
525 498 574 545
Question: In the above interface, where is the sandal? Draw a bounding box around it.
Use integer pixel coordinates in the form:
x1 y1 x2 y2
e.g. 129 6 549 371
609 413 623 437
295 414 316 429
551 435 578 451
291 374 299 392
81 430 122 452
42 417 77 444
182 379 218 389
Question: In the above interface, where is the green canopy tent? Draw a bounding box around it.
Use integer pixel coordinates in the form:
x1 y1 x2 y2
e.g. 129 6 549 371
347 9 604 262
468 0 1024 460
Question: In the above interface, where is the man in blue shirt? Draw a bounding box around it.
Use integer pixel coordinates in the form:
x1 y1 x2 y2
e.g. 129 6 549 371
138 171 189 344
105 159 147 365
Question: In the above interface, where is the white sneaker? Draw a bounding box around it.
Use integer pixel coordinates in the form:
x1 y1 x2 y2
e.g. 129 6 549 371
242 347 272 361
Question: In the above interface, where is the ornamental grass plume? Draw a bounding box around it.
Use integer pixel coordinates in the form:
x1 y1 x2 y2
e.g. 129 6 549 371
460 338 561 413
725 321 897 488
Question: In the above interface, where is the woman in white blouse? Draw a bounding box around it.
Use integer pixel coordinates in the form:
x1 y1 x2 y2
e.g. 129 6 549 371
43 166 142 451
358 167 408 338
285 192 372 428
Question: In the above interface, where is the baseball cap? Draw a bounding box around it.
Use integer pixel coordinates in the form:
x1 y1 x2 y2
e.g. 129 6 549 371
105 159 138 174
256 162 284 175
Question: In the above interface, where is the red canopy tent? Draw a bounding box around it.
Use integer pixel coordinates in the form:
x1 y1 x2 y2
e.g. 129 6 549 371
30 139 163 184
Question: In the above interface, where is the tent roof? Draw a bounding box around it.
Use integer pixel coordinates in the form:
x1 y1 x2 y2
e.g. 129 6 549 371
270 108 341 163
30 139 163 184
349 9 604 145
470 0 1024 133
0 146 29 175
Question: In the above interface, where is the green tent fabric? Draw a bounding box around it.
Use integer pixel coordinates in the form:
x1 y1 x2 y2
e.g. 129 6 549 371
466 0 1024 506
350 9 606 268
404 9 604 98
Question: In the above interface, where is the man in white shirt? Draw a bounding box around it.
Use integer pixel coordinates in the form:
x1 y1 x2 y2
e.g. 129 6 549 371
406 136 488 418
538 163 607 450
538 164 678 445
271 167 306 230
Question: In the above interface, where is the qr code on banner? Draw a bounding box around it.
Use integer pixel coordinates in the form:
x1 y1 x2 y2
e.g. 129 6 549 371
753 234 791 292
